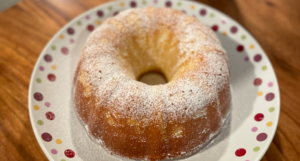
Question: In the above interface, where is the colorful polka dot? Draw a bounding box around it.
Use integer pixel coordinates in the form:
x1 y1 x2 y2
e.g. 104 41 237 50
244 56 249 61
61 159 66 161
210 13 214 18
59 35 64 39
44 54 52 62
200 9 206 16
262 65 267 71
251 127 258 132
120 2 124 7
268 82 273 87
46 111 55 120
222 31 227 36
34 105 40 110
70 39 74 43
39 66 44 71
41 133 52 142
191 5 195 10
87 24 94 32
142 0 147 5
67 28 74 35
77 21 82 26
96 20 101 25
269 107 275 112
267 122 273 127
51 46 56 50
65 149 75 158
48 74 56 82
177 2 181 6
108 6 113 11
51 65 57 70
253 146 260 152
235 148 246 157
36 78 42 83
166 1 172 7
97 10 103 17
231 26 238 33
130 1 136 7
253 78 262 86
211 25 218 31
254 54 262 62
37 120 44 125
51 149 58 155
257 133 268 141
257 91 263 96
221 20 226 24
56 139 62 144
114 11 119 16
34 92 43 101
45 102 51 107
265 93 275 101
61 47 69 55
250 44 255 49
237 45 244 52
254 113 264 122
85 15 90 20
241 35 246 40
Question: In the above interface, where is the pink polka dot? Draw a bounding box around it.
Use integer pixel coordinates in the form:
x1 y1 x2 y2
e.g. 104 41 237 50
254 113 264 122
48 74 56 81
254 54 262 62
265 93 275 101
237 45 244 52
87 24 94 32
154 0 158 4
221 20 226 24
253 78 262 86
235 148 246 157
200 9 206 16
45 102 51 107
212 25 218 32
61 47 69 55
268 82 273 87
70 39 75 43
51 149 58 155
65 149 75 158
231 26 238 33
244 56 249 61
39 66 44 71
46 111 55 120
85 15 90 20
251 127 258 132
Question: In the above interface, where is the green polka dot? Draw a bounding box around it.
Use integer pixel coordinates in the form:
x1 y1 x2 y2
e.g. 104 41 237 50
61 159 66 161
269 107 275 112
37 120 44 125
36 78 42 83
51 46 56 50
77 21 82 26
262 65 267 71
177 2 182 6
142 0 146 5
253 146 260 152
210 13 214 18
241 35 246 40
109 6 113 11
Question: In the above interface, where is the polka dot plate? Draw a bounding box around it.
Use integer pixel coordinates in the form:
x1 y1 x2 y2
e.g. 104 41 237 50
28 0 280 160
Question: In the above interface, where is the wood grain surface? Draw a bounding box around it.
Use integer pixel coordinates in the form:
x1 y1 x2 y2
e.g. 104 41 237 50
0 0 299 160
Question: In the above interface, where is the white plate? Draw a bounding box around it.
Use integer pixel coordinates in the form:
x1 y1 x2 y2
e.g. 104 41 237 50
28 0 280 160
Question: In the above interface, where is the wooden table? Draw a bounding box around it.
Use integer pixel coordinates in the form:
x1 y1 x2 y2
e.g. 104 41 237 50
0 0 299 160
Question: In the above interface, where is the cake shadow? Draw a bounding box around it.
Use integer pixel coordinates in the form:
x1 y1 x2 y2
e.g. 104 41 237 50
69 32 257 161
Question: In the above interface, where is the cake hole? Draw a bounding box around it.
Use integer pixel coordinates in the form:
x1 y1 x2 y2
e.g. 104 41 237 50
138 71 168 85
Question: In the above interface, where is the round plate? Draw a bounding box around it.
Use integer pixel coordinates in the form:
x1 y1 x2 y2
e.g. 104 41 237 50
28 0 280 160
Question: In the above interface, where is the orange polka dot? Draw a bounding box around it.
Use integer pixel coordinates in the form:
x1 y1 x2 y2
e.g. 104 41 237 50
34 105 39 110
257 91 263 96
222 31 227 36
250 44 255 49
51 65 57 70
56 139 62 144
191 5 195 10
120 2 124 7
96 20 101 25
267 122 273 127
59 35 64 39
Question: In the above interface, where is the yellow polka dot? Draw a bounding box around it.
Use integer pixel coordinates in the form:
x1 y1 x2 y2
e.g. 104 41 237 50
257 91 263 96
96 20 101 25
51 65 57 70
267 122 273 127
56 139 62 144
120 2 124 7
191 5 195 10
34 105 39 110
250 44 255 49
222 31 227 36
59 35 64 39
